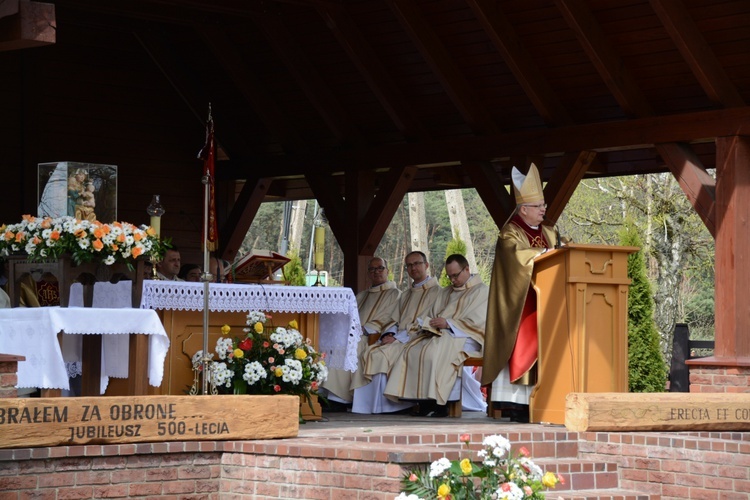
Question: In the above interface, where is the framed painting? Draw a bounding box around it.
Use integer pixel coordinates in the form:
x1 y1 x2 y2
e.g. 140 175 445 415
37 162 118 223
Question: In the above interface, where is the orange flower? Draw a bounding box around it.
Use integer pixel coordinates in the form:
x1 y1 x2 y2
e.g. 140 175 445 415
74 229 86 238
92 239 104 251
15 232 24 243
131 246 143 258
146 227 156 237
40 219 51 229
4 231 14 241
133 232 142 241
31 236 41 245
93 228 104 239
22 215 35 222
117 234 126 243
50 231 60 240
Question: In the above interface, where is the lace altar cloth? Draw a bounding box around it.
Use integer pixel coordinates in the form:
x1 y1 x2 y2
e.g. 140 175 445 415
0 307 170 391
140 281 360 372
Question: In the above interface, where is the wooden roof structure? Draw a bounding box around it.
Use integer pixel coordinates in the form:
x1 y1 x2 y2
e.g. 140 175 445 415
2 1 750 365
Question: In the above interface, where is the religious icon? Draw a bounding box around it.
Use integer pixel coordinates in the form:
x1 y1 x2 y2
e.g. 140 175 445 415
38 162 117 222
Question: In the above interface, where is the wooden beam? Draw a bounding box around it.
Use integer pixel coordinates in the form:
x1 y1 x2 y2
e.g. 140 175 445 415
319 7 430 142
304 172 347 248
220 106 750 178
466 0 572 126
0 0 55 51
219 176 272 261
257 11 361 145
387 0 499 135
566 392 750 432
655 142 716 237
543 151 597 224
358 166 418 255
463 161 515 229
554 0 653 118
650 0 745 108
197 24 308 154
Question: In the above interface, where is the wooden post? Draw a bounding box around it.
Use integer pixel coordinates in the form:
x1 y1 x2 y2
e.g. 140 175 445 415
668 323 690 392
712 136 750 363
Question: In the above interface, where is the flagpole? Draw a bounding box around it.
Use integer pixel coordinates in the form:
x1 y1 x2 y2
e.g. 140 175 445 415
201 104 213 395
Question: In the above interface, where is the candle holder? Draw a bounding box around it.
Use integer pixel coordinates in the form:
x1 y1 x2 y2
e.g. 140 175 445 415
312 208 327 287
146 195 166 280
147 195 165 238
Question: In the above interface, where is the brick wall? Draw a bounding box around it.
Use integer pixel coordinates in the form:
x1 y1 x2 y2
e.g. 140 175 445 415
690 365 750 393
0 354 22 398
576 430 750 499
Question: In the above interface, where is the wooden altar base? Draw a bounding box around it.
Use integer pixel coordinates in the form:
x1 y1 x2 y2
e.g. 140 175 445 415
2 411 748 499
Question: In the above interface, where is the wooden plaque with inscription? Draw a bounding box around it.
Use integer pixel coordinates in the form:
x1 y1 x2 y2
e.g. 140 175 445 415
0 395 299 448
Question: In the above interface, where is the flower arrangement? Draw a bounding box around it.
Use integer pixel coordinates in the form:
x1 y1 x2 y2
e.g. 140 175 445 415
0 214 166 266
397 433 564 500
192 311 328 401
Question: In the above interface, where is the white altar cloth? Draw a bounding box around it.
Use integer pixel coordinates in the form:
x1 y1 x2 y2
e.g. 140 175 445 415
140 281 360 371
0 307 170 392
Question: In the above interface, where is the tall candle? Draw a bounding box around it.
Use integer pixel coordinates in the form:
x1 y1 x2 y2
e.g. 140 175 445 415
150 216 161 238
314 226 325 268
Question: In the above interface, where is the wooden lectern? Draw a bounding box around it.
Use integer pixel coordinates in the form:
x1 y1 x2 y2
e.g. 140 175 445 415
530 243 637 425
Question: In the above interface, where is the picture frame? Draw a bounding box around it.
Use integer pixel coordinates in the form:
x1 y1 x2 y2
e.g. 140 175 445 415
37 162 118 222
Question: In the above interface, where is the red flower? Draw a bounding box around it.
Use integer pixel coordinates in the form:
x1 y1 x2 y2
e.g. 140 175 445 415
273 385 282 392
238 338 253 351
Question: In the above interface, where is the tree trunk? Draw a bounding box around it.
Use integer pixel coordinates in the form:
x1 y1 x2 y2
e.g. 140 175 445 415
445 189 478 272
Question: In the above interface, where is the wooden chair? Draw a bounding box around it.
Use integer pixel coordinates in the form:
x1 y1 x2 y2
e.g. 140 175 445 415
448 356 500 418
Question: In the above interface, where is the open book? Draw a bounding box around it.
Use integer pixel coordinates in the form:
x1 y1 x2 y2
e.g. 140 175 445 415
234 249 290 282
417 317 443 336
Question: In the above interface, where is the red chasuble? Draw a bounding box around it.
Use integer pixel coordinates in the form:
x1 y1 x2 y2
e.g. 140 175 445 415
507 215 549 383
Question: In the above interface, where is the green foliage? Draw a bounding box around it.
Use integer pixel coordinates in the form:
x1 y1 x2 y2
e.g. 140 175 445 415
620 224 667 392
282 249 307 286
439 236 467 286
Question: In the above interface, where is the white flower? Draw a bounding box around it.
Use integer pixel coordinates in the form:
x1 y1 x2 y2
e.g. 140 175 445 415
243 361 267 385
495 481 523 500
429 457 452 478
215 337 234 360
210 362 233 388
395 494 422 500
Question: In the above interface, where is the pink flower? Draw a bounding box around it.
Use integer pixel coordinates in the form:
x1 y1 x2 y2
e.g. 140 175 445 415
519 446 530 457
459 433 471 444
268 357 275 364
409 473 418 482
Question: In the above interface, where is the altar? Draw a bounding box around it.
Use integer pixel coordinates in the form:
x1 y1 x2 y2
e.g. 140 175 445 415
138 281 361 396
0 307 169 395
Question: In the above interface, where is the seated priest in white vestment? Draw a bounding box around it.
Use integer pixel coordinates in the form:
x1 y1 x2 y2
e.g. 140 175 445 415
384 254 488 417
320 257 401 407
352 251 441 414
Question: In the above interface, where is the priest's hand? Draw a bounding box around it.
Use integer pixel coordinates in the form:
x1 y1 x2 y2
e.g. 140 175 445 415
429 317 449 330
380 333 397 344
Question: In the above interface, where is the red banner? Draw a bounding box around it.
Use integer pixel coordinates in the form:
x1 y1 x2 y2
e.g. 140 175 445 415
199 109 218 252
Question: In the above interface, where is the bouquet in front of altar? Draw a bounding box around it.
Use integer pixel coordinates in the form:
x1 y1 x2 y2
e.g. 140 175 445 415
192 311 328 399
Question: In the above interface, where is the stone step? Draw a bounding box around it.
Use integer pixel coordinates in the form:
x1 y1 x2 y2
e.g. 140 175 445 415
546 489 658 500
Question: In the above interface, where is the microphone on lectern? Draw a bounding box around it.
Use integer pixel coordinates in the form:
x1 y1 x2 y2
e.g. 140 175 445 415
545 217 562 249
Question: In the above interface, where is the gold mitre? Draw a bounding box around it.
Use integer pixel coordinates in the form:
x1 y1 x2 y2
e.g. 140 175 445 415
511 163 544 205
